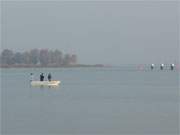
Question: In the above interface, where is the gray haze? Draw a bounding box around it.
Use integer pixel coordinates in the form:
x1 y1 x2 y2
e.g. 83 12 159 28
1 1 179 65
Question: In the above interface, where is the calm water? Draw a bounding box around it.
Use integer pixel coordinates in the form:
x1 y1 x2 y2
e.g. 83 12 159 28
1 67 179 135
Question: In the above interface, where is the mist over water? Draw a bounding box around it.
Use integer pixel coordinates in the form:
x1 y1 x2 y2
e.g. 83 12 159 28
1 1 179 134
1 67 179 134
1 1 179 65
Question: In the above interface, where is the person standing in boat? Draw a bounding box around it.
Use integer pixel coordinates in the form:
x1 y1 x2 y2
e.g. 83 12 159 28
30 73 34 82
40 73 44 81
48 73 52 81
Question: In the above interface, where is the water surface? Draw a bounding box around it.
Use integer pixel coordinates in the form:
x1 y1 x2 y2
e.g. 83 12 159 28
1 67 179 134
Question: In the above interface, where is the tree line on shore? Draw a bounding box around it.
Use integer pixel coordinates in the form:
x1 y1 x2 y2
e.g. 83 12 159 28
0 49 77 67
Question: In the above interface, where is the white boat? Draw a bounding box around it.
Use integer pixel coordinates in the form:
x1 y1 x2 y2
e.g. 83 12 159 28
31 80 60 87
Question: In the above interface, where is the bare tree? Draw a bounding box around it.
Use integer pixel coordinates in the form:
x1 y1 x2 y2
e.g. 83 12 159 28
53 50 63 66
39 49 49 66
1 49 14 65
71 54 77 65
0 49 78 67
22 52 31 64
63 54 72 66
13 52 23 64
29 49 40 65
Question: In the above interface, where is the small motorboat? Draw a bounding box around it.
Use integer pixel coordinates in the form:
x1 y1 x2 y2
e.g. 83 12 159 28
31 80 61 87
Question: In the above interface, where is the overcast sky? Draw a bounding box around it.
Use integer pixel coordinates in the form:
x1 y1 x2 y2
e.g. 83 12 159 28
1 1 179 65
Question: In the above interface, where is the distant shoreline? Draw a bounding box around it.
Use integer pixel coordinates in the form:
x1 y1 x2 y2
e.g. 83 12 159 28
0 64 105 68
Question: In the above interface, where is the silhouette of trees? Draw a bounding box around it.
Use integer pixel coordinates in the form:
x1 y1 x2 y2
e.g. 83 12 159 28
63 54 77 65
22 51 31 64
13 52 24 64
71 54 77 64
29 49 39 65
51 50 63 66
63 54 72 65
39 49 49 66
0 49 77 67
1 49 14 65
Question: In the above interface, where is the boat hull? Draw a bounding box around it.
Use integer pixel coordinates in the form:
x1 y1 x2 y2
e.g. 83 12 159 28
31 81 60 86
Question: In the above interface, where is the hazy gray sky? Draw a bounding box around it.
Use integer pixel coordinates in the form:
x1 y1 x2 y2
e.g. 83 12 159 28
1 1 179 65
